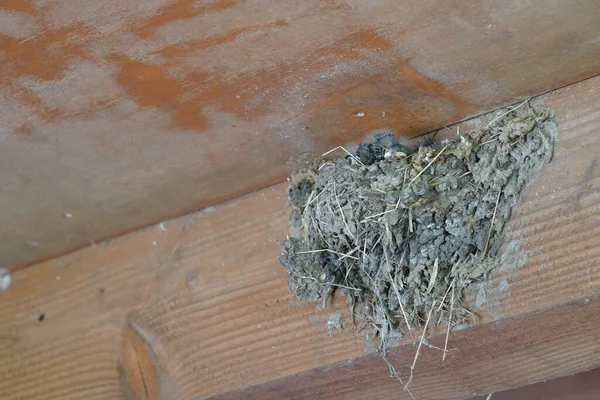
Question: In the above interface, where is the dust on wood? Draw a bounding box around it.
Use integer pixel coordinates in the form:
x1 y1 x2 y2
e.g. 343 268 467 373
280 101 557 349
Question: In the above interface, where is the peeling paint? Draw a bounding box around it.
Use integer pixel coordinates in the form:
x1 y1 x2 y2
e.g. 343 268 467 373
1 0 600 269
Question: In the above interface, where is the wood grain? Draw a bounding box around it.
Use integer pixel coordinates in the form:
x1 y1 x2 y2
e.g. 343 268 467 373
213 296 600 400
1 75 599 399
2 0 600 269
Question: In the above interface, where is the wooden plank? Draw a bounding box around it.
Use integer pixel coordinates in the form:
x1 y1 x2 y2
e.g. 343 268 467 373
1 74 599 399
2 0 600 269
213 296 600 399
0 184 364 399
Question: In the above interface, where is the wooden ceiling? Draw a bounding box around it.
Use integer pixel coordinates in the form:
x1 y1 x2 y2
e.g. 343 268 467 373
3 75 600 398
2 0 600 269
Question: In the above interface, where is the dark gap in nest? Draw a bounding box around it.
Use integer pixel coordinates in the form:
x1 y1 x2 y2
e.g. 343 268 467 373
279 100 557 350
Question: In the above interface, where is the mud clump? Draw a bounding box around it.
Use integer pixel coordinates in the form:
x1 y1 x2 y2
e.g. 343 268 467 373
279 102 557 346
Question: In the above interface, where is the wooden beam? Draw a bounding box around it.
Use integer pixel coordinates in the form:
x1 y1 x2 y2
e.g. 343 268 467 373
3 0 600 269
1 75 599 399
213 296 600 399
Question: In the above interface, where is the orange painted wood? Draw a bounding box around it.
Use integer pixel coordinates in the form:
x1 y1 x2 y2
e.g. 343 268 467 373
1 75 599 399
2 0 600 269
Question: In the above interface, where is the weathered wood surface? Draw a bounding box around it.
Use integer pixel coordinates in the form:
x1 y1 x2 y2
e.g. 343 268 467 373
216 297 600 399
2 0 600 269
1 75 599 399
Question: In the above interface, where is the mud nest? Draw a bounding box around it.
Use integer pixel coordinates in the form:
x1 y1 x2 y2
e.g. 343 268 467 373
279 102 557 346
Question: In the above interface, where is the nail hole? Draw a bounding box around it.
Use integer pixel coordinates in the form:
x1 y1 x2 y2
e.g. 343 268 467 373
38 313 45 322
186 272 197 283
